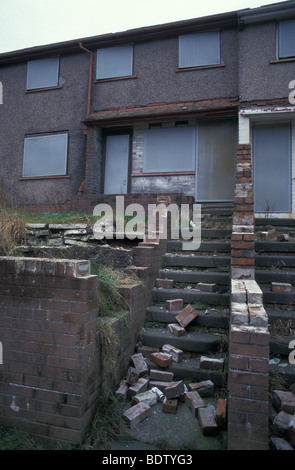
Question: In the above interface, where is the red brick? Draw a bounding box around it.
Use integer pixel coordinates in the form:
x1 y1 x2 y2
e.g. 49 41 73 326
123 402 151 428
162 397 178 414
155 278 174 289
162 344 183 363
198 406 218 436
185 391 205 416
150 352 172 368
164 380 185 399
165 299 183 311
176 304 198 327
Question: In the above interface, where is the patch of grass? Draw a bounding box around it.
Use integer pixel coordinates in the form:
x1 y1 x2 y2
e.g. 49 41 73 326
0 206 28 255
0 426 49 450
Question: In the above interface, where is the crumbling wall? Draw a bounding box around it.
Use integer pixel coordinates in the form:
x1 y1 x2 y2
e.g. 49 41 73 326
227 143 270 450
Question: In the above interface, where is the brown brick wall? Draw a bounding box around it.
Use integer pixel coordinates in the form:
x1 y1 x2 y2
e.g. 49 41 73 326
0 255 148 447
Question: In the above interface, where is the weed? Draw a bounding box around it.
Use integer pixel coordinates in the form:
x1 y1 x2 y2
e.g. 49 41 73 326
0 206 27 255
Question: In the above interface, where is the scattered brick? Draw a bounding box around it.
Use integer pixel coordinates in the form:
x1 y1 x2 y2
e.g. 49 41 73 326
137 343 160 357
176 304 198 328
276 234 289 242
188 380 214 397
167 323 186 336
200 356 224 371
126 366 139 385
270 437 294 450
156 278 174 289
273 410 293 436
131 390 158 407
149 369 174 382
273 390 295 414
149 380 172 392
115 380 129 401
216 398 227 430
166 299 183 311
197 282 216 292
163 397 178 414
198 407 218 436
131 353 149 377
150 352 172 368
286 415 295 447
128 377 149 397
271 282 292 293
164 380 185 399
162 344 183 363
185 391 205 416
123 402 151 428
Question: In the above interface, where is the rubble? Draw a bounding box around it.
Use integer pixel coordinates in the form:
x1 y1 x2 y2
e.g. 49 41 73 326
270 385 295 450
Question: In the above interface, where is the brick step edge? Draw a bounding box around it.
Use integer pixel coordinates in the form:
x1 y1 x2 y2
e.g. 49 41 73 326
146 306 229 329
144 357 226 387
138 327 222 354
158 269 230 285
152 287 230 306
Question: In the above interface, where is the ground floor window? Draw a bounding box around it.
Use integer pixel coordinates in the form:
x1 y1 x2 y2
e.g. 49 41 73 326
22 132 68 177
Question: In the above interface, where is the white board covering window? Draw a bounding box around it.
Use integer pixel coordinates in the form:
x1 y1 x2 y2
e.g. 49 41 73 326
96 45 133 79
278 19 295 59
27 57 59 90
179 31 220 68
143 127 196 173
23 133 68 177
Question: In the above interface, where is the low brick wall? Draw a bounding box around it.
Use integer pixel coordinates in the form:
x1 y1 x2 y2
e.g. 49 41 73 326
0 256 147 447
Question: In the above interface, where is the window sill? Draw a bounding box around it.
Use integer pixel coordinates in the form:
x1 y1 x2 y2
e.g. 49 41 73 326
176 64 225 72
19 175 70 181
26 86 62 93
270 58 295 64
95 75 137 83
131 171 195 177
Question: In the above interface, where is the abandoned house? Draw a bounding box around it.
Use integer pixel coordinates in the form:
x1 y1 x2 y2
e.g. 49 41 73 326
0 1 295 215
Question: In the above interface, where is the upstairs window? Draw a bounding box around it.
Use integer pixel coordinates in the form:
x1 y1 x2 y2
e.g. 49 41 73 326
23 133 68 177
179 31 220 68
26 57 60 90
96 45 133 79
278 19 295 59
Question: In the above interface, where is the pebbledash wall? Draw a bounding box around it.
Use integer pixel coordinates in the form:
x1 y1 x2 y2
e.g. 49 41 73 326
0 237 167 446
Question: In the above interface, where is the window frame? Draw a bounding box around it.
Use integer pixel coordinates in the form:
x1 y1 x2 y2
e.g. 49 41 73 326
178 31 221 69
26 57 60 91
22 132 69 178
96 44 134 80
277 19 295 60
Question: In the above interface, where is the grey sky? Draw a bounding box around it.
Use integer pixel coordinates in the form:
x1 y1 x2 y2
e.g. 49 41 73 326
0 0 284 53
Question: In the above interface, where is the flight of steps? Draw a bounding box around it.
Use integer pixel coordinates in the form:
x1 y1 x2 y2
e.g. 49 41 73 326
138 207 232 389
255 218 295 385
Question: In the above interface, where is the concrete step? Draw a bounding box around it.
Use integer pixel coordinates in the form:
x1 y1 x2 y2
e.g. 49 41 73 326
138 326 222 355
270 335 293 357
146 305 229 329
262 286 295 306
200 228 231 239
168 240 231 253
145 356 226 386
152 287 230 307
157 268 230 286
266 308 295 328
255 241 295 254
163 254 230 269
256 269 295 285
255 255 295 269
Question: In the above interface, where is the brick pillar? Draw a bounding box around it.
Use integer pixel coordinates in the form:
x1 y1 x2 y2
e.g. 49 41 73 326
231 144 255 280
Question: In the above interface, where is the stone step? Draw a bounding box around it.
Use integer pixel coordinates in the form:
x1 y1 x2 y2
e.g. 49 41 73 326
146 306 229 329
157 268 230 286
266 308 295 328
138 327 222 355
255 241 295 254
261 287 295 306
167 240 231 253
152 287 230 307
144 356 226 386
255 218 295 228
270 335 294 357
256 269 295 285
163 254 230 269
255 256 295 269
199 228 231 239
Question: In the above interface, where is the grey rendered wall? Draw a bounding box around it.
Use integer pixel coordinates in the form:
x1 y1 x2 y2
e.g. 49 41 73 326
93 26 238 110
0 52 89 207
239 21 294 102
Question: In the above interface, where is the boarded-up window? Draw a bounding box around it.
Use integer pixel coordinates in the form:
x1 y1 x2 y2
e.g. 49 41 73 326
253 124 291 213
179 32 220 68
143 127 196 173
96 45 133 79
23 133 68 177
278 19 295 59
27 57 59 90
196 119 237 201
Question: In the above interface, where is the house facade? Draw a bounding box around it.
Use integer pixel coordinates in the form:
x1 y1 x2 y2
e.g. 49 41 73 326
0 1 294 217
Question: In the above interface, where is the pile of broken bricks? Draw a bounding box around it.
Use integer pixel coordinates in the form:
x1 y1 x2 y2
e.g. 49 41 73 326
270 386 295 450
116 351 227 438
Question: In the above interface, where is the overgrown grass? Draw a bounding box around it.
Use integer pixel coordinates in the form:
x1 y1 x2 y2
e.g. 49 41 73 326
0 206 28 255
